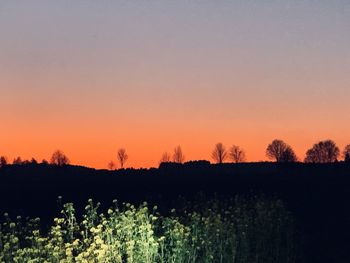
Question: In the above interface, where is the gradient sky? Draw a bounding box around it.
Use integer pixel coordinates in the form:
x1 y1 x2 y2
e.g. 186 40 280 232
1 1 350 168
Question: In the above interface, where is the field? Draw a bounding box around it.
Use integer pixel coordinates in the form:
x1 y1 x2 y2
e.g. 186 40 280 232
1 162 350 262
0 196 297 263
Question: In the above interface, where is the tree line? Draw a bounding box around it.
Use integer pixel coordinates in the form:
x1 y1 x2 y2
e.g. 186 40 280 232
211 139 350 164
0 150 70 168
1 140 350 170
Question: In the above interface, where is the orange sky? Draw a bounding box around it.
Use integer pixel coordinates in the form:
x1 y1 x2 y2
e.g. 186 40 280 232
1 1 350 168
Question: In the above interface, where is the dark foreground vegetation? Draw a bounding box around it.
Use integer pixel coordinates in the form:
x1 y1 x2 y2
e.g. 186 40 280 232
1 162 350 262
0 196 297 262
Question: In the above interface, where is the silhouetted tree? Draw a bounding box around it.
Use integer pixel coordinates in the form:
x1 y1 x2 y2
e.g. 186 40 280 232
41 159 49 165
212 143 227 164
172 146 185 164
30 158 38 164
343 144 350 162
229 145 246 163
345 153 350 163
22 159 31 165
13 156 23 165
279 146 298 162
266 139 295 162
50 150 70 166
304 140 340 163
108 160 116 170
0 156 8 167
159 152 171 164
117 148 128 168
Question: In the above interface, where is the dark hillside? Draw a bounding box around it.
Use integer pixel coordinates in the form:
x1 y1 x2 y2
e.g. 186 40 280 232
1 162 350 262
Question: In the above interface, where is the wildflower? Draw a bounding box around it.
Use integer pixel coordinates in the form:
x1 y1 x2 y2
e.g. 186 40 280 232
11 236 19 243
95 236 103 245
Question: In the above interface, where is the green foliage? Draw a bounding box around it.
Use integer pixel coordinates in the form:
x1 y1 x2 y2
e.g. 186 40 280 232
0 196 299 262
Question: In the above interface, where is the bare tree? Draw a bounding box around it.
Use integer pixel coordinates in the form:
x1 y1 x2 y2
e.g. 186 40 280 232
159 152 171 164
304 140 339 163
279 146 298 163
22 159 31 165
229 145 246 163
172 146 185 164
266 139 289 162
50 150 70 166
0 156 8 168
212 143 227 164
13 156 23 165
108 160 116 170
117 148 128 168
343 144 350 162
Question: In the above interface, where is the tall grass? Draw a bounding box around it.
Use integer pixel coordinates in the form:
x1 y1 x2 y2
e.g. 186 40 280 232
0 196 299 262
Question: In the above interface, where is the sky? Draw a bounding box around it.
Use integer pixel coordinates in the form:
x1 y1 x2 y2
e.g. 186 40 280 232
1 1 350 168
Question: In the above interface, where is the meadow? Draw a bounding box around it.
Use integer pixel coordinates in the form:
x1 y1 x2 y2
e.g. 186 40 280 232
0 196 298 263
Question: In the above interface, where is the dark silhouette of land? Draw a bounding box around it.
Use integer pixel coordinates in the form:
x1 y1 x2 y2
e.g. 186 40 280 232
1 161 350 263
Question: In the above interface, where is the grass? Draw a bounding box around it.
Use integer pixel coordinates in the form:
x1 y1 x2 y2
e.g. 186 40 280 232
0 195 298 263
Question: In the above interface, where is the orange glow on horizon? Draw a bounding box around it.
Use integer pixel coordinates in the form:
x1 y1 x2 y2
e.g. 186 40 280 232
1 1 349 169
2 118 349 169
